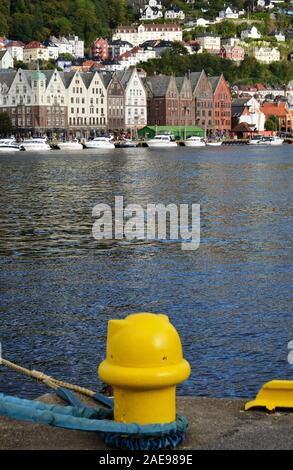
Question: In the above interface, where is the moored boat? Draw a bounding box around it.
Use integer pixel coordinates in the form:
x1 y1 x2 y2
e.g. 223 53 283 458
57 139 83 150
0 138 20 152
147 134 177 148
248 135 284 146
20 138 51 151
206 141 223 147
83 137 115 149
184 136 206 147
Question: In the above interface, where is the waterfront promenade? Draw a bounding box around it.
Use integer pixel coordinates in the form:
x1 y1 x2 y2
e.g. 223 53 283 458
1 394 293 450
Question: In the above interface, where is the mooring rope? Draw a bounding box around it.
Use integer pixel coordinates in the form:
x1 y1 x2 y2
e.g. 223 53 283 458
1 357 97 398
0 357 188 450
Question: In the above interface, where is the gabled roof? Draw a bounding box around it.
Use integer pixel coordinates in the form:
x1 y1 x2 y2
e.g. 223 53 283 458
0 50 10 60
0 70 16 88
189 72 201 92
146 75 173 96
208 76 220 92
59 70 76 88
116 69 135 88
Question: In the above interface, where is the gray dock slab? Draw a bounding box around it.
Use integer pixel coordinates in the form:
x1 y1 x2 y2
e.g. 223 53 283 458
1 394 293 450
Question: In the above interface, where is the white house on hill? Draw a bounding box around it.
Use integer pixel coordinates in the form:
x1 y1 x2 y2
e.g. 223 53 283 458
140 0 163 21
0 50 13 69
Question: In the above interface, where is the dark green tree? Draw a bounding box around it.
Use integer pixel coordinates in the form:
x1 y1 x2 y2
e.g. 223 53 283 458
0 112 13 136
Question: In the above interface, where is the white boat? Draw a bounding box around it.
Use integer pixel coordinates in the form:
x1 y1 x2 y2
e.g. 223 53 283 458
0 138 20 152
248 136 284 146
57 139 83 151
147 134 177 148
267 136 284 146
184 136 206 147
83 137 115 149
206 141 223 147
20 138 51 151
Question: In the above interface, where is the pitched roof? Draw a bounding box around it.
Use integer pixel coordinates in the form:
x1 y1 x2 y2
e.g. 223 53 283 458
261 101 287 117
146 75 173 96
189 71 201 92
208 76 220 92
0 70 16 87
0 50 9 60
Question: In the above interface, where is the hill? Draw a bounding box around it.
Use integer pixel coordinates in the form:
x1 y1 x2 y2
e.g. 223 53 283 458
0 0 135 45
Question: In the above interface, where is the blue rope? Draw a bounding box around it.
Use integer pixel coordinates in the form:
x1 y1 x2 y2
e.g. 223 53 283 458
0 392 188 450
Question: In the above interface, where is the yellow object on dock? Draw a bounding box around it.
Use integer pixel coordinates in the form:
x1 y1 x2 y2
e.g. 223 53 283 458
98 312 191 425
245 380 293 411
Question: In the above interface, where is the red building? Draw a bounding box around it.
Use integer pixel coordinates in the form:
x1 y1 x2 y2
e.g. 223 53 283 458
209 74 232 133
91 38 109 60
176 76 194 127
190 70 214 132
220 45 245 62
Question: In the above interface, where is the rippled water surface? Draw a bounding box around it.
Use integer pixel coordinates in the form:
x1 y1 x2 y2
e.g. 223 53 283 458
0 145 292 399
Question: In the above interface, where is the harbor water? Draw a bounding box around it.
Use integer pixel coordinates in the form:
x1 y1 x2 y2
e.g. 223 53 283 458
0 145 292 399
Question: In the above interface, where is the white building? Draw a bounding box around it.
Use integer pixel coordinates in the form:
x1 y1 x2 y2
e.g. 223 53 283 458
165 6 185 20
0 50 14 69
23 42 50 63
241 26 261 40
68 35 85 58
196 18 210 28
140 0 163 21
252 46 280 63
118 47 156 68
49 37 74 56
233 97 265 131
271 31 286 42
6 41 24 62
257 0 274 9
218 7 239 20
65 71 107 129
194 34 221 52
117 68 147 129
113 24 182 47
109 40 133 59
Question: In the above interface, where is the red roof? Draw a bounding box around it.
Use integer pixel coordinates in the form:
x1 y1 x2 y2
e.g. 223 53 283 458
24 41 43 49
7 40 25 48
261 102 287 117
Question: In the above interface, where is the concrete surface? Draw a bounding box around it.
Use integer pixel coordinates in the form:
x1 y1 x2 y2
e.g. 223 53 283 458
1 394 293 450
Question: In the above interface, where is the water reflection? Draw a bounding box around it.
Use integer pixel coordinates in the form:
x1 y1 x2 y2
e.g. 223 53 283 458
0 146 292 398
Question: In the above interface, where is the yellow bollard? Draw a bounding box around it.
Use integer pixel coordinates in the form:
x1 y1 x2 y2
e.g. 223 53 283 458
98 313 191 425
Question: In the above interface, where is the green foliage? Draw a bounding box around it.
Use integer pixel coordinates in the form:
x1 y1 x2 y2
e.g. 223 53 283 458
265 115 279 131
0 0 131 45
0 112 13 135
140 52 293 86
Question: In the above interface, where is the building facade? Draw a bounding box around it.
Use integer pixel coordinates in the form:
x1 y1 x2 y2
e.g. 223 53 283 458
113 24 183 47
107 72 125 130
0 50 13 69
209 74 232 132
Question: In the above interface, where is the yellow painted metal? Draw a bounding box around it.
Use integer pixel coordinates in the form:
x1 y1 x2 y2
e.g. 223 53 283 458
98 312 191 425
245 380 293 411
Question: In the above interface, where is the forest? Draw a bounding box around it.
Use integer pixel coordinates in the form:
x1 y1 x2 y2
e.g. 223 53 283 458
139 49 293 86
0 0 135 45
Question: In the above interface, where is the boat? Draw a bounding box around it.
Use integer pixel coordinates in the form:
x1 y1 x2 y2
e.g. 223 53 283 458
184 136 206 147
0 138 20 152
266 136 284 146
83 137 115 149
115 139 138 148
147 134 177 148
248 135 284 146
57 138 83 150
19 137 51 151
206 141 223 147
